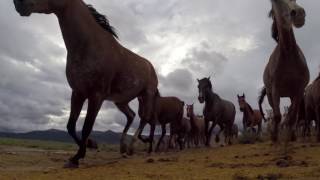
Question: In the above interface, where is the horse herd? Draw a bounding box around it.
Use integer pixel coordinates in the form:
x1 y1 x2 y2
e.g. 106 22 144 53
12 0 320 168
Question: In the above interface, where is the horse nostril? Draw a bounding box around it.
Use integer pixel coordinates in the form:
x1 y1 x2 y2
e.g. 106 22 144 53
291 10 297 17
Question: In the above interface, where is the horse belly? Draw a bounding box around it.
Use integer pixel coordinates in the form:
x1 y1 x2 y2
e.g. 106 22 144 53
107 75 144 102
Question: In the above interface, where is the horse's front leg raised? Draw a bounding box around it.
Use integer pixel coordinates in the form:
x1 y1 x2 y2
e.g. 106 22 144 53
115 103 135 154
128 90 156 155
65 93 103 168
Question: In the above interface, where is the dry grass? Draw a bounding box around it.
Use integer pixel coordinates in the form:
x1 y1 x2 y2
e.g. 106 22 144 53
1 138 320 180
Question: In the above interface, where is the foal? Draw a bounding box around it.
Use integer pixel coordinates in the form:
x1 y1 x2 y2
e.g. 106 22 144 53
237 94 263 134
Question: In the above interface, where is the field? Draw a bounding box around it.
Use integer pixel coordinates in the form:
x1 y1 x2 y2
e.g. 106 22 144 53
1 137 320 180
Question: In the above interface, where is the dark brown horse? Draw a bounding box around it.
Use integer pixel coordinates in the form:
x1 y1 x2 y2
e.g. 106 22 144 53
237 94 263 134
259 0 309 143
186 104 205 147
197 77 236 146
137 91 186 152
304 74 320 141
13 0 158 168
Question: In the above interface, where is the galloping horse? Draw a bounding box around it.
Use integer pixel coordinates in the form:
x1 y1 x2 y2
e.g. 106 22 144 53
304 74 320 141
186 104 205 147
197 77 236 146
138 91 186 152
13 0 158 168
237 94 263 134
258 0 309 142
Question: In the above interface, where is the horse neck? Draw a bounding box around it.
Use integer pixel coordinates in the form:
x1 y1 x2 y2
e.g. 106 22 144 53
205 89 219 106
275 19 298 56
55 1 115 53
243 103 253 119
189 111 197 125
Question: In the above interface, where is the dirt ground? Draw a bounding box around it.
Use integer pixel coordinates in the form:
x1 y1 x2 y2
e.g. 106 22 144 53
1 140 320 180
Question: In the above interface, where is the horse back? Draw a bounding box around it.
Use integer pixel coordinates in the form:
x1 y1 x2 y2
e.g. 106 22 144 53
155 97 184 124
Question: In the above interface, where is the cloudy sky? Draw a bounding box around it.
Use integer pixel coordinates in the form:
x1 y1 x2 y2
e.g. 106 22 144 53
0 0 319 133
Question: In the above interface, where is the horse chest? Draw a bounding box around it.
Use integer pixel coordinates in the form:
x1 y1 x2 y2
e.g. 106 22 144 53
66 60 105 92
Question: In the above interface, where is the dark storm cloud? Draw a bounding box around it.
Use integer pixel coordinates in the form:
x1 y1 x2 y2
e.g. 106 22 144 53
0 0 319 133
159 68 194 92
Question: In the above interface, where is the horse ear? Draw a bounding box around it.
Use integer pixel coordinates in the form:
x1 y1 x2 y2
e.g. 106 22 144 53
197 78 200 82
237 94 240 98
208 76 211 80
243 93 245 98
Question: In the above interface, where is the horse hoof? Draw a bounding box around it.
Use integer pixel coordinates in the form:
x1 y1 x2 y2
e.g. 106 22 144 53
63 160 79 169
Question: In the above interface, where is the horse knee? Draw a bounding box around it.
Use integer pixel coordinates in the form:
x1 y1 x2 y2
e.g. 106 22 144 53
67 121 76 134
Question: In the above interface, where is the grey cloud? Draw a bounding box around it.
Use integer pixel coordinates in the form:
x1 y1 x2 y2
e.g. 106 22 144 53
182 42 228 76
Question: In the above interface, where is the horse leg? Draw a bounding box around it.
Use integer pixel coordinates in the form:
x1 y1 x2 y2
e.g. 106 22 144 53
287 97 301 142
66 93 103 168
128 120 147 155
215 126 223 143
147 123 156 153
155 124 166 152
258 121 262 136
115 103 135 154
207 122 216 146
204 120 210 146
270 91 281 143
66 92 86 147
177 132 185 150
227 124 232 145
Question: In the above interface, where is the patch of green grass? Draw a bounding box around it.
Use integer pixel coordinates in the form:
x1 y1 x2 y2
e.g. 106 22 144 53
0 137 121 152
0 137 76 150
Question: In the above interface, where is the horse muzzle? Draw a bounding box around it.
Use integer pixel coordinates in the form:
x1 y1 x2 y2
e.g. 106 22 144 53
13 0 33 16
198 97 204 104
291 8 306 28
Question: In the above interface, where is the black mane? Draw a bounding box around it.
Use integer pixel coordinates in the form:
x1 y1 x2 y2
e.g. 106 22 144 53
86 5 118 38
269 9 279 43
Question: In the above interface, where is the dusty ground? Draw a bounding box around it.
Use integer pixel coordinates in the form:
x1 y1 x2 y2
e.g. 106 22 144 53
1 138 320 180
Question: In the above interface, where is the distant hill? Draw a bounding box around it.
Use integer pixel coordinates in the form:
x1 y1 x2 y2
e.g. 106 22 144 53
0 129 123 144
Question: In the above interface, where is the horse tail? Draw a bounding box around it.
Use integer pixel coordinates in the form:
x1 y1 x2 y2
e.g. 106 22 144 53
258 87 267 121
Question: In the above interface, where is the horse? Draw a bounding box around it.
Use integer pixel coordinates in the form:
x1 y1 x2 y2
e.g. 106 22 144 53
197 77 236 146
186 104 205 147
304 74 320 141
137 91 186 153
13 0 159 168
237 94 263 135
168 117 192 150
258 0 309 143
